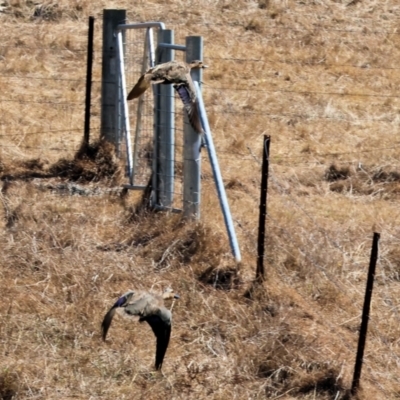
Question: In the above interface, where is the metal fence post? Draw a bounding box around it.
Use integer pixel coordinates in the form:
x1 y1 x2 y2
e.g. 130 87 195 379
154 30 175 209
256 135 270 281
351 232 380 395
132 28 151 182
116 31 133 185
84 16 94 148
101 9 126 145
183 36 203 218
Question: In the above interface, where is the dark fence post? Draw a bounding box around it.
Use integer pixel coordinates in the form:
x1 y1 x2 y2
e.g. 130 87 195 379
101 9 126 144
351 232 380 395
84 16 94 147
256 135 270 282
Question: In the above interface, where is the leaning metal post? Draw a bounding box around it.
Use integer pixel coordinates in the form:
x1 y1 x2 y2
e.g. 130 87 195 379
116 30 133 185
194 81 242 262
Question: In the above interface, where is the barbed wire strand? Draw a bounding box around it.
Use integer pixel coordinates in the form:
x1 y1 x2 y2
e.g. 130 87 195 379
205 84 400 99
205 56 400 71
250 143 400 336
233 150 400 383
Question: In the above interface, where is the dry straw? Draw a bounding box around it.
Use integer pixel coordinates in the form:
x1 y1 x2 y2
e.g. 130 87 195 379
1 0 400 399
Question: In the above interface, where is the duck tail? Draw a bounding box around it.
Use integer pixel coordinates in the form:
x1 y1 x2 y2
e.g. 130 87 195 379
127 75 151 100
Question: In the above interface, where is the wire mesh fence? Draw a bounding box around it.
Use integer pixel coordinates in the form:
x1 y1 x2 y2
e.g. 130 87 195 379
0 22 95 162
2 18 400 165
123 27 155 187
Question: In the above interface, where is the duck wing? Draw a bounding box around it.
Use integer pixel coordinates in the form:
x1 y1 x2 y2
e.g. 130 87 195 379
127 72 157 100
139 313 171 370
101 291 134 340
174 78 203 134
101 307 117 341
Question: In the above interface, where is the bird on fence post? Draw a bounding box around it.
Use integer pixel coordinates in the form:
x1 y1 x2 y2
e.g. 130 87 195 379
101 287 180 370
127 60 208 134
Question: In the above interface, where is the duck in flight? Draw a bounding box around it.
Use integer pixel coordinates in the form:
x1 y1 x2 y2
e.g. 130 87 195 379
101 288 180 370
127 60 208 134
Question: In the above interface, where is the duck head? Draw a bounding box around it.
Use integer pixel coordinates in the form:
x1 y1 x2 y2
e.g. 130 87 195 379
189 60 208 69
162 287 180 300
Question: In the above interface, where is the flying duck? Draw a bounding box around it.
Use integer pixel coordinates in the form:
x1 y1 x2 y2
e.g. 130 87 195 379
127 60 208 134
101 288 180 370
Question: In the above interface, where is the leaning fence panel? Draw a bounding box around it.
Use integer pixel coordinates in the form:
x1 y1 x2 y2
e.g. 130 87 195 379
116 22 165 191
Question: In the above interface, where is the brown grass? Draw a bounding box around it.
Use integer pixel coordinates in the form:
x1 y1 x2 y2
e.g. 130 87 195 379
1 0 400 399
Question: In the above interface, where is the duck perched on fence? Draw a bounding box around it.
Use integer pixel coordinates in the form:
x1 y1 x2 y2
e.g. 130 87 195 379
127 60 208 134
101 288 180 370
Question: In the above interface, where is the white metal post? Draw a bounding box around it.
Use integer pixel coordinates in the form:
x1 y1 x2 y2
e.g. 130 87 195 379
148 28 155 68
116 30 134 185
114 66 122 157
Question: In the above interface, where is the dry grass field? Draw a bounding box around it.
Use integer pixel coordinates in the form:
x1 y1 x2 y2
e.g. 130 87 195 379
1 0 400 399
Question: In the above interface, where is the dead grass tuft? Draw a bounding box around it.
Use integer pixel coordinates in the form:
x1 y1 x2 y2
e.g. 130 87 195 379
324 164 351 182
245 18 265 34
296 368 349 398
126 213 225 270
326 164 400 198
0 141 122 185
258 0 270 10
382 247 400 281
372 168 400 183
0 370 18 400
248 323 350 398
1 1 400 398
49 140 123 183
33 3 63 21
283 252 309 280
198 265 240 290
19 158 47 171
